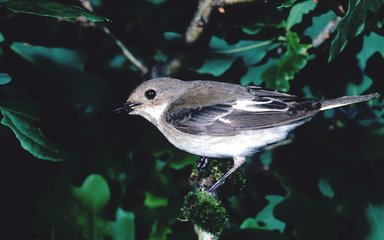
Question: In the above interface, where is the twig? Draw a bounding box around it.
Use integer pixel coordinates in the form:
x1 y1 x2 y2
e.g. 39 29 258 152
312 16 341 48
151 0 257 77
102 27 148 74
185 0 256 44
79 0 148 75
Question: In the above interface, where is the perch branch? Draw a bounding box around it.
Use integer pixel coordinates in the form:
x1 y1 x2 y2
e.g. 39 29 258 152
79 0 148 75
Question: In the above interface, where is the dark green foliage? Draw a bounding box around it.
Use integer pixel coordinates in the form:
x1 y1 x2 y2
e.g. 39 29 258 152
0 0 108 22
0 0 384 239
0 99 63 161
261 31 311 91
181 191 228 235
329 0 384 61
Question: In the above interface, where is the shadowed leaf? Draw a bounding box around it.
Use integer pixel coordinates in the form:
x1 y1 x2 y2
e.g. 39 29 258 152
0 99 63 161
0 0 108 22
329 0 384 61
198 36 278 76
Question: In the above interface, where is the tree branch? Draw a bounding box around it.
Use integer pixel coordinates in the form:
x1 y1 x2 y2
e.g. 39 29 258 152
185 0 256 44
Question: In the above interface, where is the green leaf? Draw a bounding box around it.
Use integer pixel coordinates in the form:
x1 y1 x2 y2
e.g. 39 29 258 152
198 36 278 76
0 32 4 43
147 0 166 4
318 179 335 199
149 219 172 240
11 42 109 115
346 75 373 96
261 32 311 91
105 208 135 240
304 11 337 42
169 154 195 170
242 25 261 35
356 32 384 70
90 0 101 7
365 204 384 240
329 0 384 61
240 195 286 233
164 31 182 41
109 54 127 68
240 58 278 86
0 72 11 85
0 0 108 22
286 0 317 30
277 0 297 10
0 99 63 161
72 174 110 213
144 191 168 209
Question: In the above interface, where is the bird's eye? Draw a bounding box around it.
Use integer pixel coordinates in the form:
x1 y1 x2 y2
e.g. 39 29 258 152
145 89 157 99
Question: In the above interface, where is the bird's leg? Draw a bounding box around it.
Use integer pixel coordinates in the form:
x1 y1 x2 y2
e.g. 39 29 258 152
197 156 210 175
208 156 246 193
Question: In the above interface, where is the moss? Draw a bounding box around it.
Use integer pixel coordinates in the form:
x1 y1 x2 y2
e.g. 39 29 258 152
181 191 228 235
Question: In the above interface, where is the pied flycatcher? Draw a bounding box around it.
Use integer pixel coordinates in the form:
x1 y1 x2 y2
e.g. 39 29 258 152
118 77 378 192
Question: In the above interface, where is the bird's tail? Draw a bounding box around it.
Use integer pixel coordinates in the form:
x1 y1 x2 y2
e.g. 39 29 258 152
320 93 379 111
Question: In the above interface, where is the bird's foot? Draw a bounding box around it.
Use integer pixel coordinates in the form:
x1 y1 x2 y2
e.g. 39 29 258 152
197 156 210 175
207 156 246 193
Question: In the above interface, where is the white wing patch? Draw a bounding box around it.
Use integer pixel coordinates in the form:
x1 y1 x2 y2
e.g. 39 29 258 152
233 99 288 112
218 118 231 124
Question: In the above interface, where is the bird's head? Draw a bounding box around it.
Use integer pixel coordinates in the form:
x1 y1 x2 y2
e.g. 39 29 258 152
122 78 189 123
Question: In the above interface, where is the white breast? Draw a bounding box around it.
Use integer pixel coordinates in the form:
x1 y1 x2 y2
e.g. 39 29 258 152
158 122 302 158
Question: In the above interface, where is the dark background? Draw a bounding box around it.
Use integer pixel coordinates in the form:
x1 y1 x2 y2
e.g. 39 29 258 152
0 0 383 239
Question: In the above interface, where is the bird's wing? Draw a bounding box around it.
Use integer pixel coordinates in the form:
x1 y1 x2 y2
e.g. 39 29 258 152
165 86 321 136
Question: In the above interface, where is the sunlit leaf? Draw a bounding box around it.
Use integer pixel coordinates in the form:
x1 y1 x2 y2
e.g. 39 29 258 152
261 32 311 91
286 0 316 30
72 174 110 213
0 72 11 84
240 195 286 233
144 191 168 209
0 0 108 22
329 0 384 61
356 32 384 70
198 36 278 76
0 99 63 161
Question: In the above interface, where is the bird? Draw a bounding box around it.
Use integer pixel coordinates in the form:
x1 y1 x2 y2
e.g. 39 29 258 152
117 77 378 192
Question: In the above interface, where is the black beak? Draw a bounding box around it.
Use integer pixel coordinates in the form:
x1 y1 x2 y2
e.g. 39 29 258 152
113 101 141 114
